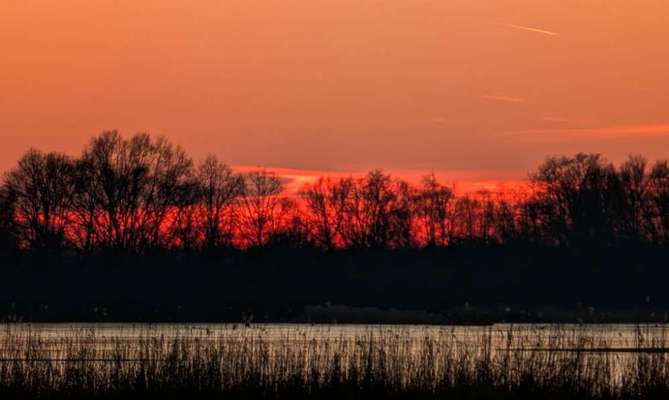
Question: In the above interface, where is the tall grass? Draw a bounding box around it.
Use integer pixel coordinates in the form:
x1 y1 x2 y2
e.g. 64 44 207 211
1 324 669 399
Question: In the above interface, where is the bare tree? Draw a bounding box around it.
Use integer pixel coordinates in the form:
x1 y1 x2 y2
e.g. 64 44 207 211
451 195 481 244
491 187 532 245
78 131 192 251
194 156 244 248
265 197 310 248
388 179 414 248
301 173 414 249
299 177 351 249
648 160 669 245
4 150 75 249
412 173 454 247
339 170 410 248
168 174 201 251
4 133 667 253
0 185 18 250
529 153 618 247
615 156 651 242
240 170 284 247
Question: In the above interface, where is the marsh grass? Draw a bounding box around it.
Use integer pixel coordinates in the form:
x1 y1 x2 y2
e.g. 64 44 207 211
1 324 669 399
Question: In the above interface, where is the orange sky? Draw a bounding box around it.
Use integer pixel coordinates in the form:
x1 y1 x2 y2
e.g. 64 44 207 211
1 0 669 187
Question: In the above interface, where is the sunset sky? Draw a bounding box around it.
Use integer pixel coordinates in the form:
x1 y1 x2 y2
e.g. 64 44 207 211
1 0 668 188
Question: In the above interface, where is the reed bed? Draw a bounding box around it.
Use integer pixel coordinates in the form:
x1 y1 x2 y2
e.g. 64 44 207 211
1 324 669 399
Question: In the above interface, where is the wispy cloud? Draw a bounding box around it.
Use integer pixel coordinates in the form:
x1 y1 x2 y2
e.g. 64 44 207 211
232 165 528 195
542 116 582 124
482 95 527 104
506 24 559 36
503 123 669 142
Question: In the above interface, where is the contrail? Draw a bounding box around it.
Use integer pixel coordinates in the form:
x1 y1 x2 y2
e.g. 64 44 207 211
482 95 526 103
506 24 559 36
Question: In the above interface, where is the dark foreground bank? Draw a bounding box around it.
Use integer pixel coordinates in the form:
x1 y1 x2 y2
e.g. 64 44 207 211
2 246 669 324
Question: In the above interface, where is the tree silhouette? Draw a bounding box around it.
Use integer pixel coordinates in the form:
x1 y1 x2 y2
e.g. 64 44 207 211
4 150 75 249
194 156 244 249
78 131 192 251
615 155 651 243
648 160 669 245
529 154 618 247
0 184 17 251
300 177 349 250
412 173 454 247
1 134 668 254
338 170 405 249
240 170 284 247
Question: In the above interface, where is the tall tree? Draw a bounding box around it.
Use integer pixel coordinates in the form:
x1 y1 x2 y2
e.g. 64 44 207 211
0 185 18 251
78 131 192 251
648 160 669 245
615 155 651 243
529 153 618 247
195 156 244 248
4 150 75 249
300 177 351 249
340 170 408 248
412 173 454 247
240 170 284 247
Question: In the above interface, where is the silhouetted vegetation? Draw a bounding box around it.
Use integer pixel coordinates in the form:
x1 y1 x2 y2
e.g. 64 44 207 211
2 131 669 322
2 324 669 400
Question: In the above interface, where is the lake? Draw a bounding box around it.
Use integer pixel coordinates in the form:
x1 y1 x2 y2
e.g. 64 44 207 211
1 323 668 389
2 324 667 360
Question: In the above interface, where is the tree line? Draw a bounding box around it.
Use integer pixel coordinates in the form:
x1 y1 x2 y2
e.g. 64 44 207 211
1 131 669 254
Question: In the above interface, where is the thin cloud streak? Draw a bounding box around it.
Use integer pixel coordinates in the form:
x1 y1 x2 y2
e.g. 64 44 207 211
506 24 559 36
542 116 582 124
502 123 669 142
232 165 526 195
482 95 527 103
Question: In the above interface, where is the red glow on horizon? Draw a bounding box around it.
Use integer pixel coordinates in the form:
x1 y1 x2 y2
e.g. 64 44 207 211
232 165 530 196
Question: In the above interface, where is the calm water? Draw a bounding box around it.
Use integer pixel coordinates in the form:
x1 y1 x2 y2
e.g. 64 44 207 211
2 323 668 352
2 323 668 386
